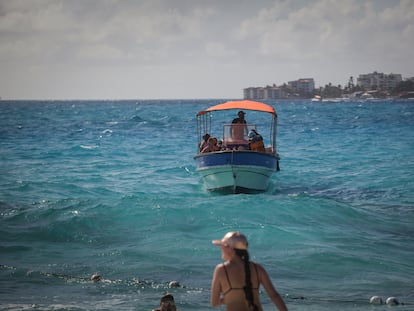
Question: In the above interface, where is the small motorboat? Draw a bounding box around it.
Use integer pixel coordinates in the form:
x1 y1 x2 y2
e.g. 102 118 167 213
311 95 322 102
194 100 280 193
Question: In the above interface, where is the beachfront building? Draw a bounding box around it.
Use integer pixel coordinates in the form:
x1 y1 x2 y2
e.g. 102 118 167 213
243 78 316 99
243 85 286 100
287 78 315 96
357 72 402 91
244 87 263 99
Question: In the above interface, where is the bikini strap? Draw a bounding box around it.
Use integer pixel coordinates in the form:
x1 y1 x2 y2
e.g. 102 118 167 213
223 264 232 288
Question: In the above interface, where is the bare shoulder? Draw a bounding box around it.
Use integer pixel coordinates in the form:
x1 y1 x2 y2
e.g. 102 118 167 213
216 262 225 269
215 262 225 270
252 261 266 272
252 262 271 279
213 262 226 275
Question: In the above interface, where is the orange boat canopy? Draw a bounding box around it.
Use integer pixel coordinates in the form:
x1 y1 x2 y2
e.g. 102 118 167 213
197 100 277 116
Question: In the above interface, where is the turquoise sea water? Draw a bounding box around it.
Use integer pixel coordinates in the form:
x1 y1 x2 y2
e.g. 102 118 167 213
0 99 413 311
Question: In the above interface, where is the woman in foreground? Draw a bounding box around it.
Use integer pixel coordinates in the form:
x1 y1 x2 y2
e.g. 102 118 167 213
211 231 288 311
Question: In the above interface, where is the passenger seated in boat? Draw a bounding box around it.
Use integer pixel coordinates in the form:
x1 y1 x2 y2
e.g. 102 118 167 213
231 111 248 141
152 293 180 311
217 139 224 150
201 137 221 153
248 129 265 152
199 133 210 152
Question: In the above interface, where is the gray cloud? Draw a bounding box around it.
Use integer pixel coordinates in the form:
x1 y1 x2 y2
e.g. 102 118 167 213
0 0 413 99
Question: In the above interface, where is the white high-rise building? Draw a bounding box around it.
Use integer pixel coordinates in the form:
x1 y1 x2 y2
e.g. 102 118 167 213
288 78 315 94
357 72 402 91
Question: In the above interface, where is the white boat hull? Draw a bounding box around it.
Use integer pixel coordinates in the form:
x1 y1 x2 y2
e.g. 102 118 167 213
197 164 274 193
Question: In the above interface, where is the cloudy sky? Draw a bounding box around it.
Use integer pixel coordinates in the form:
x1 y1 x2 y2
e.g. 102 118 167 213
0 0 413 100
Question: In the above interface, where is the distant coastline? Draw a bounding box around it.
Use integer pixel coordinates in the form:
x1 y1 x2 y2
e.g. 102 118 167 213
243 72 414 101
1 97 414 103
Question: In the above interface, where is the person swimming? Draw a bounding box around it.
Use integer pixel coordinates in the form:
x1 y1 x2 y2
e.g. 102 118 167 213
152 293 180 311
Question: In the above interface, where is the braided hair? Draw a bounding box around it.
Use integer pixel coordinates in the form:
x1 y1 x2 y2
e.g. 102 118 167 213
235 249 259 311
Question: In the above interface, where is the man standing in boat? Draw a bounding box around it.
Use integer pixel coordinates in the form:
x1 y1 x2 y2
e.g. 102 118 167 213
231 111 248 141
